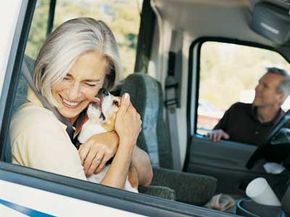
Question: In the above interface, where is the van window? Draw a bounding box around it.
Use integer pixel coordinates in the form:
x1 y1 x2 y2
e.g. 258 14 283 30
197 41 290 135
25 0 50 59
54 0 142 79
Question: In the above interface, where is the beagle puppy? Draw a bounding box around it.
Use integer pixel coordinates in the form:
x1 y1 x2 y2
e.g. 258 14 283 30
77 88 139 193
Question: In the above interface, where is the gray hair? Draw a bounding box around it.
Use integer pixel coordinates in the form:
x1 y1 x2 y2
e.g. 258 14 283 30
266 67 290 98
33 17 122 106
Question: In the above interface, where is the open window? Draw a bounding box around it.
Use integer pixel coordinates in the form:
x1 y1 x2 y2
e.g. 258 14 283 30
196 41 290 136
186 39 290 197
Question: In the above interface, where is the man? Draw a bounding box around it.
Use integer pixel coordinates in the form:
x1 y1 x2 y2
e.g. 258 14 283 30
208 67 290 145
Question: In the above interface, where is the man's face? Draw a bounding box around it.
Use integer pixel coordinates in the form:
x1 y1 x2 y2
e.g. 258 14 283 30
253 72 285 108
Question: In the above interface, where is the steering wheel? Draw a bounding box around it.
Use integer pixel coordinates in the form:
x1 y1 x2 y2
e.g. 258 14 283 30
246 127 290 169
246 143 289 169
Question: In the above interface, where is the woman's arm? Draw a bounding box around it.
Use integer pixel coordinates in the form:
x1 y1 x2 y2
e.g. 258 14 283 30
78 93 152 187
78 131 119 176
79 133 152 186
10 109 87 180
100 93 141 188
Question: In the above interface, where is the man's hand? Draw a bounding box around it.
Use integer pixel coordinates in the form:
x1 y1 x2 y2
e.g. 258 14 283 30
78 131 118 176
207 129 230 142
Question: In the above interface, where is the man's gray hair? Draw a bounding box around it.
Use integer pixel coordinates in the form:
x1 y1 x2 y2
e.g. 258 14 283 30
33 17 122 106
266 67 290 97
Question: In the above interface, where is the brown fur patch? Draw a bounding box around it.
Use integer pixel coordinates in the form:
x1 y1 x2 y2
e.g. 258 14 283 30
102 112 117 132
128 164 139 188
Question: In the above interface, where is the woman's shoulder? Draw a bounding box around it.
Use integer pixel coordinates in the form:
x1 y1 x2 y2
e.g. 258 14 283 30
13 102 56 123
10 102 64 137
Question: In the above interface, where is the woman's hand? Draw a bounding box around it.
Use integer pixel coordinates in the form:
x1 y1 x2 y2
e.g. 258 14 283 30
115 93 142 148
99 93 141 188
78 131 118 176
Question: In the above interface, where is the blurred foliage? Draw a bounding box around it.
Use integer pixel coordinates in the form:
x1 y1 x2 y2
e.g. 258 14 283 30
25 0 142 80
25 0 49 59
197 42 290 132
200 42 290 111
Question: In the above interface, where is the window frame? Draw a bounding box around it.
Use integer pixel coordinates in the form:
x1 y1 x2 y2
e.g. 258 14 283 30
187 37 290 137
1 162 219 217
0 0 36 161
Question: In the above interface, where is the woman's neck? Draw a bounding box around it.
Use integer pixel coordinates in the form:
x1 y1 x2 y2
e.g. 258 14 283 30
67 117 77 125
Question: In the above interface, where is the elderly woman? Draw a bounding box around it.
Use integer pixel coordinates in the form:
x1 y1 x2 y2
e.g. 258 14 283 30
10 17 152 189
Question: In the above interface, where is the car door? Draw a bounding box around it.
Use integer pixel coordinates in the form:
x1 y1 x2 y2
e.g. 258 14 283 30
2 162 238 217
184 40 290 197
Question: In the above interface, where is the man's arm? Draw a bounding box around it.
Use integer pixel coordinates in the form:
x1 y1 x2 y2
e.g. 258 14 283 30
132 146 153 186
207 113 230 142
207 104 233 142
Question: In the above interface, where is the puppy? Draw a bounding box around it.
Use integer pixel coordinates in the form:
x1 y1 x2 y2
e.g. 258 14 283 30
77 88 139 193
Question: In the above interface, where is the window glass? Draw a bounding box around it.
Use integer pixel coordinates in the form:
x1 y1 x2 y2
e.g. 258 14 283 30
197 42 290 135
25 0 49 59
54 0 142 80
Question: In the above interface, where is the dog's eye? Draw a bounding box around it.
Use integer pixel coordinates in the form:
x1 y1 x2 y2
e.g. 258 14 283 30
113 100 119 107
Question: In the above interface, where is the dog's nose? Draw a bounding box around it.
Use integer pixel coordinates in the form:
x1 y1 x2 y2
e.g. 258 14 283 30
98 88 109 96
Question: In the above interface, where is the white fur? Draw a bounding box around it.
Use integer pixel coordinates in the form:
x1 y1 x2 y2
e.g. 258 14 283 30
78 100 112 143
78 120 106 143
78 95 138 193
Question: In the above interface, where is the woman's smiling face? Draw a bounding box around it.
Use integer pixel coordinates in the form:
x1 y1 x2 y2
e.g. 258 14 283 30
52 51 108 123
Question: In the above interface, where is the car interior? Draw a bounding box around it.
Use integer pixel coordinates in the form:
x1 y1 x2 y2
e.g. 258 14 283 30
1 0 290 216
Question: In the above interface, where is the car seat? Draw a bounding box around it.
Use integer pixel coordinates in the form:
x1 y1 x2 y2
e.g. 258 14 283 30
121 72 217 205
12 56 34 115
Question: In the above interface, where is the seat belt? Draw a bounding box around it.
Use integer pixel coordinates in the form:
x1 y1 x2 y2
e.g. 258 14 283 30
21 60 75 140
164 30 183 170
165 51 182 170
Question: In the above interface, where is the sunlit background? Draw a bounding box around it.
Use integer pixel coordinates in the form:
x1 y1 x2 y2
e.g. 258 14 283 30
197 42 290 134
26 0 143 80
